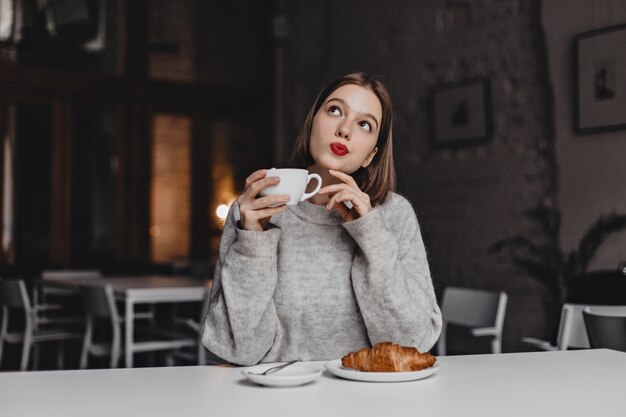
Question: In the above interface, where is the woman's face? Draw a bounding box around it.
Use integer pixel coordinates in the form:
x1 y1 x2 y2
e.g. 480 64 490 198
309 84 382 175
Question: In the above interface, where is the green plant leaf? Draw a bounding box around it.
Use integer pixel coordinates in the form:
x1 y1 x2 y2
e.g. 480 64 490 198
574 212 626 275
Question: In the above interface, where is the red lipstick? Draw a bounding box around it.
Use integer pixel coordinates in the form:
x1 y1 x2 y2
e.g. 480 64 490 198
330 142 349 156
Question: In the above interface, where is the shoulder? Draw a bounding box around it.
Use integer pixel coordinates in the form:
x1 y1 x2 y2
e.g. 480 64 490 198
375 192 420 230
377 192 416 217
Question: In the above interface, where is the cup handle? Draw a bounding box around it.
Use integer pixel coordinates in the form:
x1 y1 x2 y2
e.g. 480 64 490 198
300 173 322 202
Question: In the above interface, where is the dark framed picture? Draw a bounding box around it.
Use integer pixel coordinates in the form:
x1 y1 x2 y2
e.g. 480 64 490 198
574 24 626 134
431 77 492 148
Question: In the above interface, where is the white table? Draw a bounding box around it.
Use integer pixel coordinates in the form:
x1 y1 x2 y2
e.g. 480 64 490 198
40 276 211 367
1 349 624 417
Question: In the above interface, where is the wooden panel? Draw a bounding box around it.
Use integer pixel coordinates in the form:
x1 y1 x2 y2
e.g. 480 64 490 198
149 114 192 263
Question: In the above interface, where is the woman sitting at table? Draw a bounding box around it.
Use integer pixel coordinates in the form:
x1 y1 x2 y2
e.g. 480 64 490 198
202 72 441 365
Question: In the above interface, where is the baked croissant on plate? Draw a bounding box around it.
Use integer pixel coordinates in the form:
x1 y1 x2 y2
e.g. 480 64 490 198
341 341 436 372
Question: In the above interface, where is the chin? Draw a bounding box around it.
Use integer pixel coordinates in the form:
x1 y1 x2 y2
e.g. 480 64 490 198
312 154 340 171
313 153 360 174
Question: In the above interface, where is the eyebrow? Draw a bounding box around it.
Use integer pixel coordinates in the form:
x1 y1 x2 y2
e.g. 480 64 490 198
326 97 379 129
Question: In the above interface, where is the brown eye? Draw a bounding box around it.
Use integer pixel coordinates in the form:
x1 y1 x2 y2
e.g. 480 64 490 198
328 105 341 116
358 121 372 132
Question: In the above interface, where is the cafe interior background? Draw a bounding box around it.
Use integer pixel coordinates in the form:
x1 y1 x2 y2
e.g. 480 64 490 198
0 0 625 368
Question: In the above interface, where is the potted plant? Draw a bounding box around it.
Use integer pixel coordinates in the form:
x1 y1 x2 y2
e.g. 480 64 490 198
490 205 626 305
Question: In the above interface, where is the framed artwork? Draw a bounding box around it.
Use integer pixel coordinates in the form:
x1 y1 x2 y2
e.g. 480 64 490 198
431 77 492 148
574 24 626 134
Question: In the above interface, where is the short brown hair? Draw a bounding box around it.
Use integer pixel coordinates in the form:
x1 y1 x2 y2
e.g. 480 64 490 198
290 72 396 206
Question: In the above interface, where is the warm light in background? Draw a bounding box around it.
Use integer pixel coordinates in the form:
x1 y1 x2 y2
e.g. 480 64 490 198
212 121 238 229
216 204 230 220
149 225 161 237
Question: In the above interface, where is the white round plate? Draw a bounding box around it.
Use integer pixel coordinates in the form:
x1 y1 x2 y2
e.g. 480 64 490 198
242 363 323 387
324 359 438 382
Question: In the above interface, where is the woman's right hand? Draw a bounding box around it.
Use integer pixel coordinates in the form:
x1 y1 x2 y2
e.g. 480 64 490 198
237 169 291 231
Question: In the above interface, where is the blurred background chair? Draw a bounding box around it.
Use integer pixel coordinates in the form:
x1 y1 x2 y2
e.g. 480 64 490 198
522 303 626 351
79 284 123 368
0 279 82 371
36 270 103 325
583 307 626 352
38 269 102 303
165 289 224 366
79 284 197 368
437 287 508 355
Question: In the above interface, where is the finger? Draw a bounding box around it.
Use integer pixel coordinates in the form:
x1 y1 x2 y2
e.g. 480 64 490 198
328 169 359 188
320 181 370 206
248 176 281 197
239 178 279 206
318 184 353 195
333 200 354 221
244 169 268 188
328 190 367 214
326 192 356 222
249 205 288 220
326 190 354 210
252 195 291 209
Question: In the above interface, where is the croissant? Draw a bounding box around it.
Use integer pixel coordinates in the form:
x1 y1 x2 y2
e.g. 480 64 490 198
341 342 436 372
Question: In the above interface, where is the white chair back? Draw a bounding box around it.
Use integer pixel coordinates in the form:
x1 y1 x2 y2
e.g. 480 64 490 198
557 303 626 350
557 304 588 350
522 303 626 351
0 279 81 371
559 304 626 350
585 305 626 316
438 287 508 356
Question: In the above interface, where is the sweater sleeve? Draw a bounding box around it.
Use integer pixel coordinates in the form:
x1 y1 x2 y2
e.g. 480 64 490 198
201 202 281 365
342 195 442 352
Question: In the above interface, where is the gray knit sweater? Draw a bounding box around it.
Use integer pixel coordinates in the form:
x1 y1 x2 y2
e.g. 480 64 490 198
202 192 442 365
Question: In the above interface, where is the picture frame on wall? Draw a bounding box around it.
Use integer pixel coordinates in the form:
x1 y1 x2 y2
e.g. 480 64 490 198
574 23 626 134
431 77 492 148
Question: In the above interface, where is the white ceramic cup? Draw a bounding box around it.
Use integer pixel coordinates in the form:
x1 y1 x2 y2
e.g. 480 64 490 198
259 168 322 206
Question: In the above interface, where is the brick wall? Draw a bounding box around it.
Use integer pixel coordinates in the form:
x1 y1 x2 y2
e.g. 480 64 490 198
148 0 197 82
150 114 192 263
279 0 557 352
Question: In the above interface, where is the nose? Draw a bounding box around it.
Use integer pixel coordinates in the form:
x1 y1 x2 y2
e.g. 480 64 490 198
335 123 351 140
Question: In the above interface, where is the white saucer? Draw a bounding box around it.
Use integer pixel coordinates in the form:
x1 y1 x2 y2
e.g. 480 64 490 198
324 359 438 382
242 363 323 387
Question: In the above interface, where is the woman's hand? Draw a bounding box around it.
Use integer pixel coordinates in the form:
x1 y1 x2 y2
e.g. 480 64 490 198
238 169 291 231
318 169 372 222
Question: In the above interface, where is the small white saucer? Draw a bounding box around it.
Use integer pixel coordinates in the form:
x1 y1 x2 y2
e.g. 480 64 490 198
242 363 322 387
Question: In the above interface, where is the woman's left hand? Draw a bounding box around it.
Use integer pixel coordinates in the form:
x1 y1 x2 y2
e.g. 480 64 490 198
318 169 372 222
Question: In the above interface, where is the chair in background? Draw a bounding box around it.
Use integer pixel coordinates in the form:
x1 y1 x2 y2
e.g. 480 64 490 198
39 269 102 302
0 279 82 371
583 307 626 352
79 284 123 368
166 290 224 366
522 303 626 351
80 284 197 368
36 270 103 321
437 287 508 356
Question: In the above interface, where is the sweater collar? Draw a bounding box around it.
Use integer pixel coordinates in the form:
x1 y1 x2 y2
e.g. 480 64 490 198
287 200 345 225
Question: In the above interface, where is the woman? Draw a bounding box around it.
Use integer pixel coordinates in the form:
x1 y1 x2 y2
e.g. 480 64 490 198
202 72 441 365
